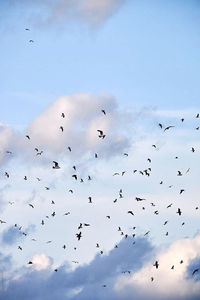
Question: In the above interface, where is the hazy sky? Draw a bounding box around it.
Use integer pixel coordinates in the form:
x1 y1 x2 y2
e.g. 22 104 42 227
0 1 200 299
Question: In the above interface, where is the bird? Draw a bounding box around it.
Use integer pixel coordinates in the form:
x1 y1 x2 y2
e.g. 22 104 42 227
72 174 77 180
76 232 82 241
60 126 64 132
101 110 106 115
61 112 65 118
68 146 72 152
176 208 182 216
5 172 9 178
0 220 6 224
180 189 185 194
95 153 98 158
127 211 134 216
192 268 199 275
153 261 159 269
88 197 92 203
158 123 163 129
177 171 182 176
196 113 199 118
29 204 34 208
135 197 145 201
25 28 30 31
52 161 60 169
26 135 30 140
164 126 175 132
191 147 195 152
29 40 34 43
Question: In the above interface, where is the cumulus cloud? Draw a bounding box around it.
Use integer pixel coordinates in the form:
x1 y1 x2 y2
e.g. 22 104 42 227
0 236 153 300
31 254 52 271
116 234 200 300
6 0 126 28
26 93 131 158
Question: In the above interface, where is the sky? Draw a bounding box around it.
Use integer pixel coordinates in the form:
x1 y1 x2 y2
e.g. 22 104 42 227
0 0 200 299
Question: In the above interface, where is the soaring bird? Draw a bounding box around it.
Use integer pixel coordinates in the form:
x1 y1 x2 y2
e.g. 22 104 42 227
153 261 159 269
192 268 199 275
176 208 182 216
61 113 65 118
53 161 60 169
128 211 134 216
26 135 30 140
60 126 64 132
164 126 175 132
101 110 106 115
76 232 82 241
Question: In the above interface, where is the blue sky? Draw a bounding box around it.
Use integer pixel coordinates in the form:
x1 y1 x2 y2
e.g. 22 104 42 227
0 0 200 127
0 1 200 299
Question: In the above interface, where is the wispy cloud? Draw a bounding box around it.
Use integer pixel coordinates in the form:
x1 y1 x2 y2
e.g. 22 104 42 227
5 0 126 28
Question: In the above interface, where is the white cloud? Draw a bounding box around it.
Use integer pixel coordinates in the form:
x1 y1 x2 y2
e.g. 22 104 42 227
26 93 130 157
115 234 200 299
8 0 126 28
31 254 51 271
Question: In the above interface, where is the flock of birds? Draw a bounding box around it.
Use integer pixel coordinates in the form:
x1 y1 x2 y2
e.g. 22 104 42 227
2 29 200 285
1 107 200 288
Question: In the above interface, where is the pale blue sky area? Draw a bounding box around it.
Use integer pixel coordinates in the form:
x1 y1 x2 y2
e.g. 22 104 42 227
0 0 200 127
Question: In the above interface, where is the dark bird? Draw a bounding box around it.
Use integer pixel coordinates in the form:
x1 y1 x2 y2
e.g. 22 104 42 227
158 123 163 129
64 212 70 216
0 220 6 224
153 261 159 269
76 232 82 241
196 113 199 118
135 197 145 201
88 197 92 203
61 113 65 118
28 261 33 265
60 126 64 132
191 147 195 152
95 153 98 158
180 189 185 194
176 208 182 216
128 211 134 216
164 126 175 132
101 110 106 115
29 40 34 43
177 171 182 176
26 135 30 140
192 268 199 275
18 246 22 250
72 174 77 180
5 172 9 178
68 146 72 152
53 161 60 169
29 204 34 208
